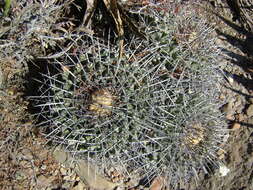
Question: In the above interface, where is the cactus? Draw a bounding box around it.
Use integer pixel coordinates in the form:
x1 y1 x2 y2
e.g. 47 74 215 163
33 2 227 189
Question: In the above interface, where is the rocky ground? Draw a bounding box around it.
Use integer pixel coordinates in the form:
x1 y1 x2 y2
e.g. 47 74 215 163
0 1 252 190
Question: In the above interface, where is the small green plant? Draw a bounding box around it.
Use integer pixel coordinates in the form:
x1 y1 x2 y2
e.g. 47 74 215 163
3 0 11 16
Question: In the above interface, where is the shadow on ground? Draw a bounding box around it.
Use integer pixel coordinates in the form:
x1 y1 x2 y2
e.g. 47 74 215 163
195 2 253 190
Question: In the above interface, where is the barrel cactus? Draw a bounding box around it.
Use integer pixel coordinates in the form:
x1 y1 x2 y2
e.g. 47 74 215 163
34 3 227 189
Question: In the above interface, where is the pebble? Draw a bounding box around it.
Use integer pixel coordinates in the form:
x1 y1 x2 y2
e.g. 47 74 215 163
19 160 29 167
248 118 253 125
76 176 80 181
26 168 34 176
15 171 26 181
234 96 243 109
219 164 230 177
53 170 59 176
227 76 234 85
218 153 225 160
38 149 49 160
128 188 137 190
236 113 245 122
112 176 119 183
222 133 230 143
71 173 77 181
226 114 234 121
36 175 52 188
231 123 240 130
60 167 68 176
41 165 47 170
246 104 253 117
217 149 226 160
221 101 234 115
63 175 71 181
62 183 72 189
150 177 165 190
35 167 40 173
71 181 86 190
219 94 226 101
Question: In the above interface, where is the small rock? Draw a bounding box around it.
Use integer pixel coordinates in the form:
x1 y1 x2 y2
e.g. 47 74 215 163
41 165 47 170
112 176 120 183
226 114 234 121
231 123 240 130
219 94 225 101
54 148 117 190
76 176 80 181
19 160 29 168
36 175 53 188
217 149 226 160
150 177 165 190
35 167 40 173
236 113 245 122
76 159 118 190
21 148 34 160
234 96 243 109
38 149 49 160
215 38 224 45
53 170 59 176
53 148 68 164
15 171 27 181
221 101 234 116
248 118 253 125
71 181 87 190
26 168 34 176
218 153 225 160
222 133 230 144
221 103 230 113
62 181 73 189
63 175 71 181
71 173 77 181
60 167 68 176
227 76 234 85
246 104 253 117
116 186 126 190
219 164 230 177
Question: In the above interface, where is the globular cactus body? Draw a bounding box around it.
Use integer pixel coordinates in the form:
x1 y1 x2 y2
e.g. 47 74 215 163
35 4 227 189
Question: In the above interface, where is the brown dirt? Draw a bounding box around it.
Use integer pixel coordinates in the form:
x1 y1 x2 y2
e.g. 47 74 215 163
190 1 253 190
0 1 252 190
